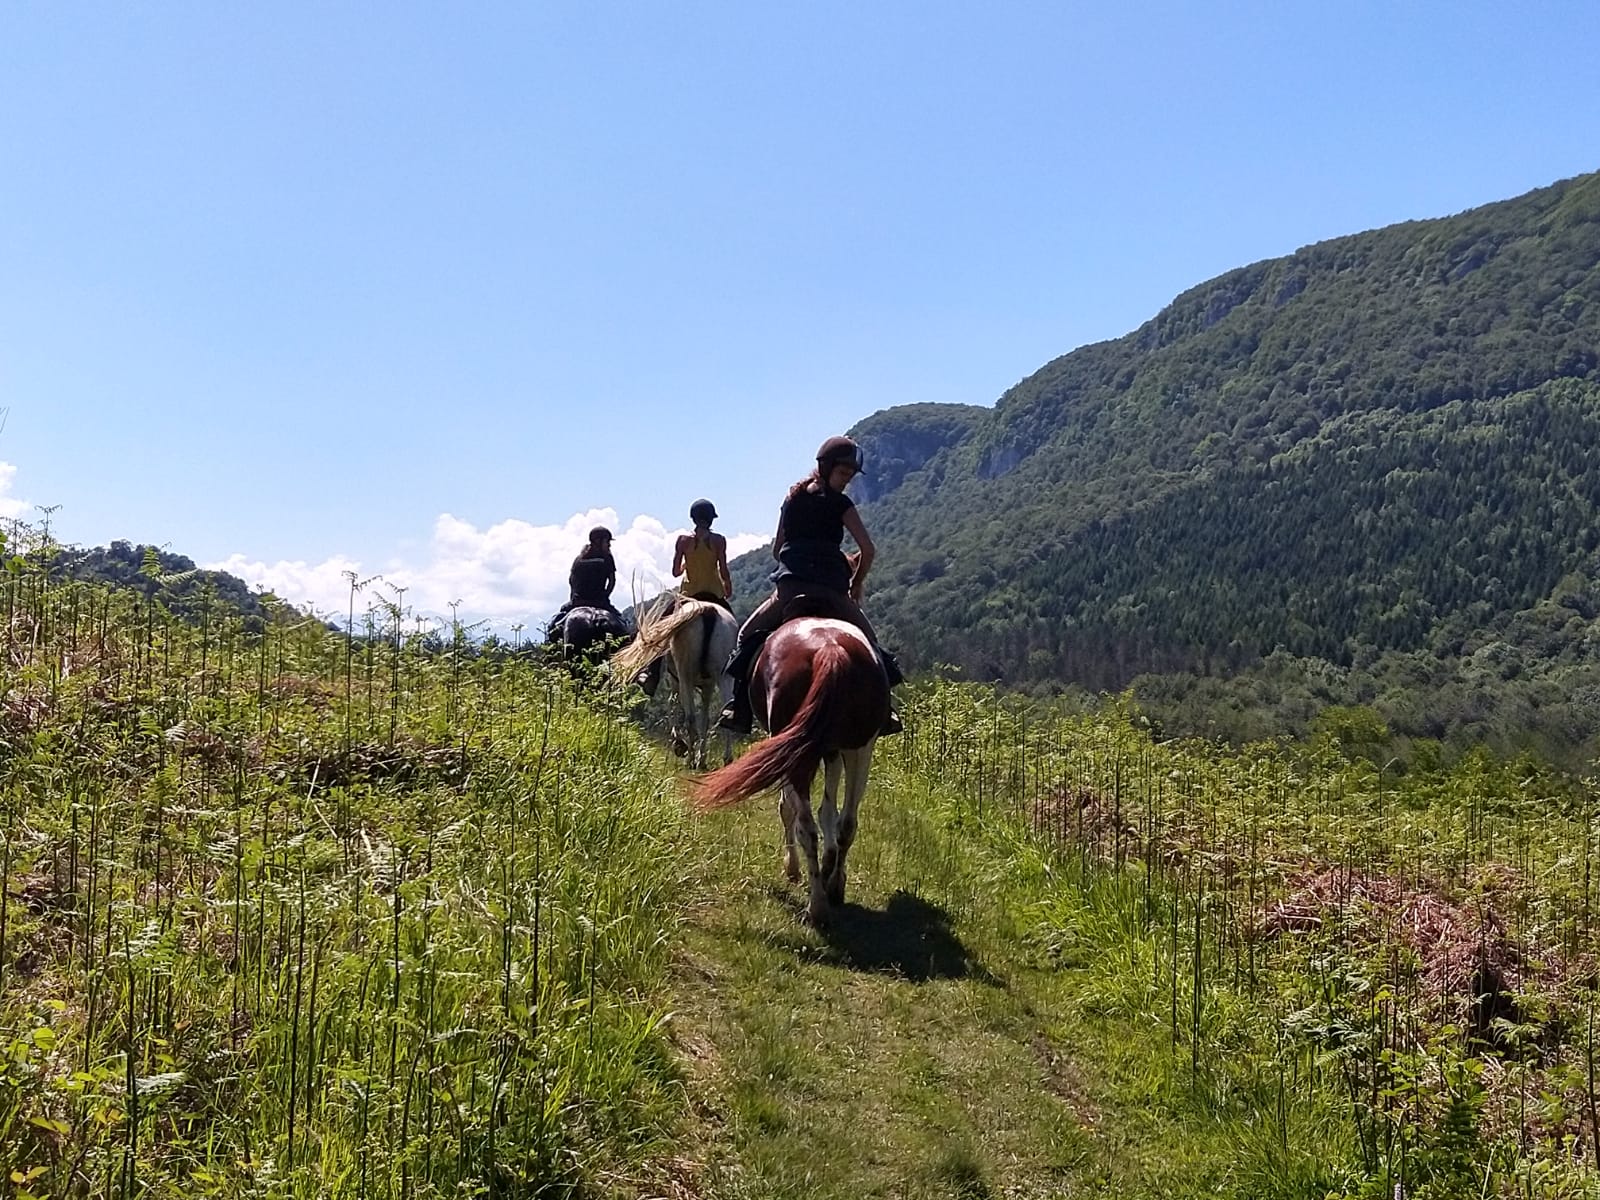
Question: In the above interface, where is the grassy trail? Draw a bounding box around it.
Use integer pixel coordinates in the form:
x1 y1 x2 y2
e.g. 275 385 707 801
658 756 1244 1200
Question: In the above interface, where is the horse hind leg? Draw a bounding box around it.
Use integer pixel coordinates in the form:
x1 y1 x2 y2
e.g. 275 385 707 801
796 754 852 914
690 677 715 771
716 659 732 761
818 753 848 906
715 671 735 765
782 780 830 924
670 648 698 765
829 741 875 907
779 787 802 884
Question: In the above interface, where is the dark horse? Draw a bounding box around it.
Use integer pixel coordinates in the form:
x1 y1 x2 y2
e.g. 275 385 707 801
692 617 890 925
552 606 629 675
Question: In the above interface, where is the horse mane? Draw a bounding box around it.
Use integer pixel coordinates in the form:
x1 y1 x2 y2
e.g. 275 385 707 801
608 596 714 684
690 641 852 811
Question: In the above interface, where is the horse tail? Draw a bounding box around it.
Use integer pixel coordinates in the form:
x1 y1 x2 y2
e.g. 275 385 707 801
607 599 705 684
691 644 849 811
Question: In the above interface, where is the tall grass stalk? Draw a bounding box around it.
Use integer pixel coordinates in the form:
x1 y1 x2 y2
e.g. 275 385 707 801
0 556 700 1197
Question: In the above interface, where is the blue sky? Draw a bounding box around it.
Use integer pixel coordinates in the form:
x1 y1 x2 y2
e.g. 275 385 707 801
3 2 1597 626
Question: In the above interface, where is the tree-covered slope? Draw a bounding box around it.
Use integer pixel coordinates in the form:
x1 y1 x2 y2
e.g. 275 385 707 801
822 170 1600 691
53 540 278 627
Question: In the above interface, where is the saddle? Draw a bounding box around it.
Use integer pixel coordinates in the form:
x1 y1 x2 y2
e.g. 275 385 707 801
777 592 858 625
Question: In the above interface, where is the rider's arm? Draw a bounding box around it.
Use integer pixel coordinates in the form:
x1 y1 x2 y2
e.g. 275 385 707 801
771 513 786 561
842 508 875 601
671 534 689 577
714 533 733 598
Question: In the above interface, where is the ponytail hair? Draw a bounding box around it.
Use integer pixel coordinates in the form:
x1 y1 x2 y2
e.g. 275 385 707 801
785 468 824 502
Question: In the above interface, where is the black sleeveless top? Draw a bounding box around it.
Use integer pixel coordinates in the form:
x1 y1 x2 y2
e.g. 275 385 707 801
773 487 854 591
569 553 615 607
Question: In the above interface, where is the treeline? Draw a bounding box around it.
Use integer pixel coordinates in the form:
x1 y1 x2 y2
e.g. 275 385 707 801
871 380 1600 690
51 540 277 628
838 171 1600 702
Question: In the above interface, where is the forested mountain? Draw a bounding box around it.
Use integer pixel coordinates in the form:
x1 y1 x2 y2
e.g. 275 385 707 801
732 170 1600 760
54 540 276 627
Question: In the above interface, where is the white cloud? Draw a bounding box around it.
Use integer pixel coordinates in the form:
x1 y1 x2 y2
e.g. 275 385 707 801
208 509 770 633
0 462 32 520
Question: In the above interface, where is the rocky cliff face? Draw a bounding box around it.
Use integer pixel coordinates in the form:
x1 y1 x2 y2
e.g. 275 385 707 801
847 402 988 503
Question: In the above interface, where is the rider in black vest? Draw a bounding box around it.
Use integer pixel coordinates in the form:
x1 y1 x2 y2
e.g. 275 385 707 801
716 435 902 735
547 526 624 641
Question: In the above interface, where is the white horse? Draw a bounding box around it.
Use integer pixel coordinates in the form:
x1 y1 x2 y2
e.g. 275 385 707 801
612 596 738 769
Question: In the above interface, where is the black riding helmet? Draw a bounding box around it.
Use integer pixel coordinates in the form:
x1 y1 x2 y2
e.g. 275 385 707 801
816 435 865 474
689 498 717 524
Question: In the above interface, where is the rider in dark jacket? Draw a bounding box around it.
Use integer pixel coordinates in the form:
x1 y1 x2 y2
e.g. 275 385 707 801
715 436 902 734
547 526 624 640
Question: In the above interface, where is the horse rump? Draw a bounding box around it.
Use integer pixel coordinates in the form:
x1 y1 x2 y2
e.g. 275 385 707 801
607 596 712 684
559 606 629 666
691 619 887 811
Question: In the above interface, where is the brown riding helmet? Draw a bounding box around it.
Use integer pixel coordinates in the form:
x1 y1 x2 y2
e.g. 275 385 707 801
815 435 865 473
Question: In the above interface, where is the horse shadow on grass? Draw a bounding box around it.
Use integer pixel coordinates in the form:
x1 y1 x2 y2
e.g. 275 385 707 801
761 887 1002 985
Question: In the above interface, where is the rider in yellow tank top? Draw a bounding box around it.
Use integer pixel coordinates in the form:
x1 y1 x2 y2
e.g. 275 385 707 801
632 499 734 696
675 499 733 605
680 535 725 599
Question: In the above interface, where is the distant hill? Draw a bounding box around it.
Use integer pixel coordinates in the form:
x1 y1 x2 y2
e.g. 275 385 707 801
732 170 1600 761
55 541 277 628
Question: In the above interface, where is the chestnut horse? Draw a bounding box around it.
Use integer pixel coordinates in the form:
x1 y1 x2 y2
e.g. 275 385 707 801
692 617 890 925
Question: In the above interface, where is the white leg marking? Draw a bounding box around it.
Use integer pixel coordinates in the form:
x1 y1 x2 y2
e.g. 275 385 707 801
831 739 876 906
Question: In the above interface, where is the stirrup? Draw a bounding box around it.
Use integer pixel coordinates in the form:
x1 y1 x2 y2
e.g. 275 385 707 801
715 703 752 736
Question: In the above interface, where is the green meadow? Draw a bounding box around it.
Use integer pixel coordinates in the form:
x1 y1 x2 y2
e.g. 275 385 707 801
5 560 1600 1197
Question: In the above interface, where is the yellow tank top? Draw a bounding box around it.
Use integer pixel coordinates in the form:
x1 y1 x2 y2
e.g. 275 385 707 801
681 535 725 598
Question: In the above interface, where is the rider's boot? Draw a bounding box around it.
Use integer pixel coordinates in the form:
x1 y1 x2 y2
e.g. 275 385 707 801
715 675 753 736
633 656 663 697
714 634 766 735
877 646 905 737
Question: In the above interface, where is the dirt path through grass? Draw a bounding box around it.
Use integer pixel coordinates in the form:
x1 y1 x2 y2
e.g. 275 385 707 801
658 771 1144 1200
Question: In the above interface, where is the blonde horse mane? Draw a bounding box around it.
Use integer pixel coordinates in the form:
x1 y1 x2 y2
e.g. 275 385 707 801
608 595 718 684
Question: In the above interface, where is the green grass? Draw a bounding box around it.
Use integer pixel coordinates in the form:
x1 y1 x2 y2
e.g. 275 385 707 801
0 572 714 1197
8 562 1600 1197
662 758 1305 1198
658 683 1600 1198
